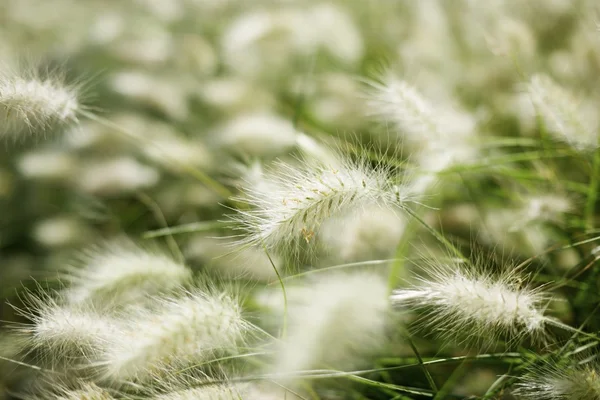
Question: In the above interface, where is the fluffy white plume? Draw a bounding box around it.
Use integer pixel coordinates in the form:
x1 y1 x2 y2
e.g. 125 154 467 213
32 216 86 248
0 67 80 138
221 5 362 76
100 290 252 381
391 260 552 346
365 73 478 195
15 294 118 367
63 242 192 308
109 71 188 120
366 76 441 143
23 382 114 400
154 385 246 400
319 205 407 263
18 150 76 181
514 358 600 400
231 145 411 256
526 74 598 150
272 272 389 379
185 235 282 282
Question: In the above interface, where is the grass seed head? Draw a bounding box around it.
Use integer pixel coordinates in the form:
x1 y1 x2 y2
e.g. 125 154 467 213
391 259 552 348
0 66 81 139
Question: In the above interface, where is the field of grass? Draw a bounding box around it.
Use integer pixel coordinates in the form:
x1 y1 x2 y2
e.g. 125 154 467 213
1 1 600 399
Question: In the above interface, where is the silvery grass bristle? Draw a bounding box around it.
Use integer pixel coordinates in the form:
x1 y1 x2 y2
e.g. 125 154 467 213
153 381 302 400
0 65 83 139
20 381 114 400
62 241 192 309
365 73 441 145
230 142 415 258
97 289 257 383
138 365 295 400
214 112 298 158
526 73 598 151
364 71 476 145
272 272 389 382
12 290 119 369
153 385 246 400
514 357 600 400
363 71 479 194
390 258 555 347
1 0 600 398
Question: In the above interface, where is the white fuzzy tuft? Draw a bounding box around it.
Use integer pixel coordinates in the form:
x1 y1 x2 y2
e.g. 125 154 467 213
526 74 598 151
155 384 300 400
21 381 114 400
231 147 410 256
365 73 478 195
391 261 551 346
366 75 440 143
0 69 80 138
154 385 246 400
514 359 600 400
63 242 192 308
100 290 251 381
16 294 118 367
272 272 389 378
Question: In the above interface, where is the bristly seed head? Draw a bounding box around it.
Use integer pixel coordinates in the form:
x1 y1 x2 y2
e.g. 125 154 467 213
272 272 390 378
514 357 600 400
13 292 118 368
0 67 81 139
391 259 552 347
526 73 598 151
230 143 413 257
365 73 440 143
62 241 192 309
100 289 254 382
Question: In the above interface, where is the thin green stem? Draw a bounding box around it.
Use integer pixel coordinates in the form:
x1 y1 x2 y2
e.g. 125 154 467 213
402 206 466 262
387 212 418 293
136 193 183 264
143 220 225 238
405 334 438 394
434 357 468 400
262 243 288 339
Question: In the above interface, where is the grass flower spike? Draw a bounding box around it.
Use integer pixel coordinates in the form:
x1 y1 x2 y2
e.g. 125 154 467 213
154 384 247 400
100 290 252 381
232 145 409 256
391 260 552 346
63 242 192 308
526 74 598 151
365 72 478 194
0 67 81 138
15 293 118 367
514 358 600 400
366 75 440 144
22 382 114 400
274 272 389 377
3 0 600 398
